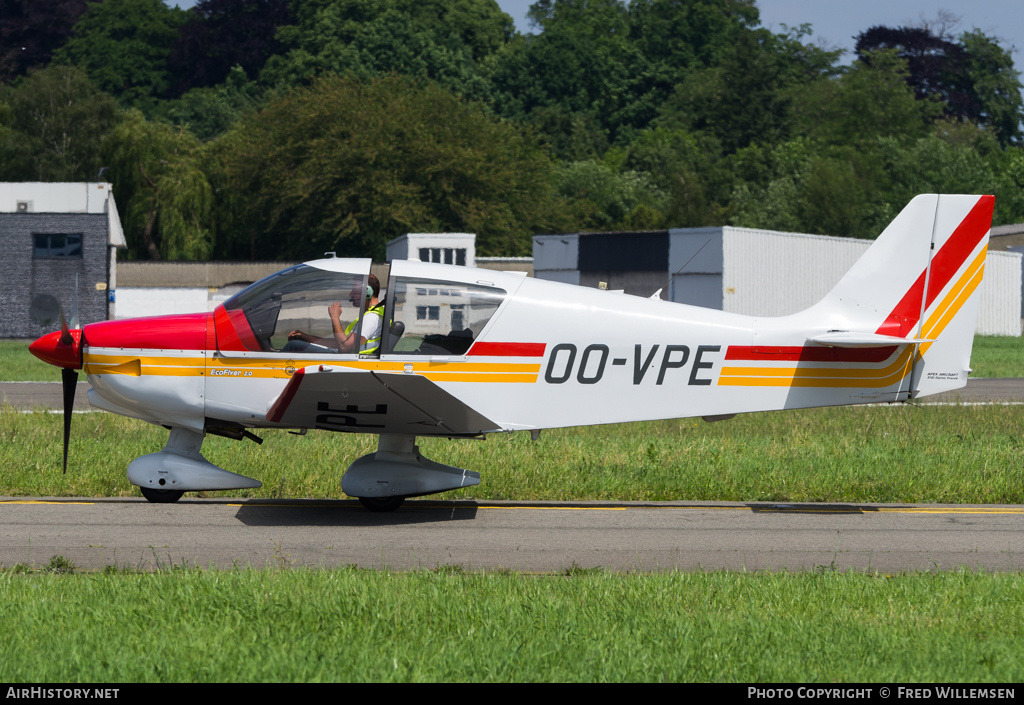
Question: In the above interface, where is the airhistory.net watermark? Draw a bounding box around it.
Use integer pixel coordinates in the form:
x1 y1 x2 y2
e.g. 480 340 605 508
6 689 118 700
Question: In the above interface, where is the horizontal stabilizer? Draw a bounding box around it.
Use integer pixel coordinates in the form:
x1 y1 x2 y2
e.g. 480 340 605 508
808 332 933 348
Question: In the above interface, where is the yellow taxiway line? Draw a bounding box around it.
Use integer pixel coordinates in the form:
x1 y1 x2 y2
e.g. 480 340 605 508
3 501 1023 515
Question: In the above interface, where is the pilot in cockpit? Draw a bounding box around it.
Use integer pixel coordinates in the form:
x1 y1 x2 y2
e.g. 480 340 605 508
285 275 384 354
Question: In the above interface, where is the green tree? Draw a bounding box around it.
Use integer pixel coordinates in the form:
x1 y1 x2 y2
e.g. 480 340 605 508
491 1 835 155
657 30 793 154
261 0 509 100
0 0 92 83
855 25 1024 147
214 75 570 260
166 0 292 96
0 65 120 181
627 0 760 71
102 110 214 260
788 50 940 148
729 139 881 238
555 159 667 230
158 65 263 141
619 127 732 227
489 0 643 148
959 30 1024 147
991 146 1024 225
53 0 187 109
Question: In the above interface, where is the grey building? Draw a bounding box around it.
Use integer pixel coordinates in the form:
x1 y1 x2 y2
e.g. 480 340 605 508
533 230 672 299
534 226 1022 336
0 183 126 338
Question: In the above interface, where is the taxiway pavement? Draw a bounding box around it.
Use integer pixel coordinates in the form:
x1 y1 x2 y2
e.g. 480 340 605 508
1 498 1021 573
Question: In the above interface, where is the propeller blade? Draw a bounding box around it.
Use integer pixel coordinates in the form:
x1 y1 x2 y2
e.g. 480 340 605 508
70 274 79 331
61 367 78 474
58 302 73 347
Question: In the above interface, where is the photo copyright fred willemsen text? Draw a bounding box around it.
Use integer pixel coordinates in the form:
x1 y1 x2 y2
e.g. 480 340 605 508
748 687 1015 700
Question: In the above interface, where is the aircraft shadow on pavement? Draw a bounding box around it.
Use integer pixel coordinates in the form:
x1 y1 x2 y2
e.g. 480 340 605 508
746 503 887 514
232 499 479 527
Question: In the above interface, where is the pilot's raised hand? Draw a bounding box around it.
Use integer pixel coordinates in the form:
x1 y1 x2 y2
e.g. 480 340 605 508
328 301 343 321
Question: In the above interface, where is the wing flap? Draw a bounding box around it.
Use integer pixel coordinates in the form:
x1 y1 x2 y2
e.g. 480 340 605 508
266 367 499 436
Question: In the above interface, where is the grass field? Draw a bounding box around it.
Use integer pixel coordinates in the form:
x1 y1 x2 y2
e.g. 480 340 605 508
1 568 1021 682
968 335 1024 377
2 335 1023 381
0 340 59 382
3 403 1023 504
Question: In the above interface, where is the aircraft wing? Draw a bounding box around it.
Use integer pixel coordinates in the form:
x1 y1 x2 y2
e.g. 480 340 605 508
266 366 500 436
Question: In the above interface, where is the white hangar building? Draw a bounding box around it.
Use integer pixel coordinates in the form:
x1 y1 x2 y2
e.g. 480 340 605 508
534 226 1022 336
386 232 475 267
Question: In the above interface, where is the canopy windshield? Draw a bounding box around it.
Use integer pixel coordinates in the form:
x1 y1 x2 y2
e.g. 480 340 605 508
221 264 368 353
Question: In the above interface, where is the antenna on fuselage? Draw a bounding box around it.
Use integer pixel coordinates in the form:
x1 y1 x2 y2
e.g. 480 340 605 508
658 237 713 301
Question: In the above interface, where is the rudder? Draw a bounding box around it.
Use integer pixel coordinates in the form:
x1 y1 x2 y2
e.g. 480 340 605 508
809 194 994 398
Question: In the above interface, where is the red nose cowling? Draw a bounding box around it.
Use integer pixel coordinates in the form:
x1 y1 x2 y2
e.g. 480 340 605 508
29 329 83 370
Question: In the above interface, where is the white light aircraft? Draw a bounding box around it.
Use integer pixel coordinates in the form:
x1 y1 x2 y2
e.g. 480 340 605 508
30 194 993 510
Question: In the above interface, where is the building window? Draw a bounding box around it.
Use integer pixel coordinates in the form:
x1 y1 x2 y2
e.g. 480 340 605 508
33 234 82 258
416 305 440 321
418 247 467 265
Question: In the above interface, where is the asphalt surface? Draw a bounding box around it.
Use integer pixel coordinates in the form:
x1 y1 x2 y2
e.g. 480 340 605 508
2 379 1022 574
1 381 94 411
0 498 1021 573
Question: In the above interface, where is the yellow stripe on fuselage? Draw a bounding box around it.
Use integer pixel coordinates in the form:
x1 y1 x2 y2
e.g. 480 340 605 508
82 351 541 383
719 346 916 388
718 244 986 389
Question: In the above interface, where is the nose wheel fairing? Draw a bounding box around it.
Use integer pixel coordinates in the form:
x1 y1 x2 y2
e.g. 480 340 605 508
127 427 262 498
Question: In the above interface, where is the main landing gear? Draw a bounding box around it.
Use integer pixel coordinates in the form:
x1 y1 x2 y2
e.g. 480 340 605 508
129 430 479 511
139 487 185 503
342 434 480 512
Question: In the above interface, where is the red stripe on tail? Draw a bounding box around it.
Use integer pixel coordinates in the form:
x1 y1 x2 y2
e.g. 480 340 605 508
875 195 993 337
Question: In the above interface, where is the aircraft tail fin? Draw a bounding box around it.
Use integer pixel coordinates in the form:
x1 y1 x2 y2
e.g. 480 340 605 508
808 194 994 398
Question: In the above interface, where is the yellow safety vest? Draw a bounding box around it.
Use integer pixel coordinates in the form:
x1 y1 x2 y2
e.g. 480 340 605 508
344 303 385 354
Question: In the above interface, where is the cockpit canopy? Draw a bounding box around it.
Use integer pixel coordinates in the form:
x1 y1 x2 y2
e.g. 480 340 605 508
215 260 508 356
387 277 506 355
220 264 368 353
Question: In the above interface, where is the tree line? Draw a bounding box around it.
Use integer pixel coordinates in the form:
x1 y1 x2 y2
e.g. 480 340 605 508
2 0 1023 261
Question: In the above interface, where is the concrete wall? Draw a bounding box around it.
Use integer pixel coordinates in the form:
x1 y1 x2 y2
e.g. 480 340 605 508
475 257 534 276
117 261 300 288
115 287 211 319
1 213 110 337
